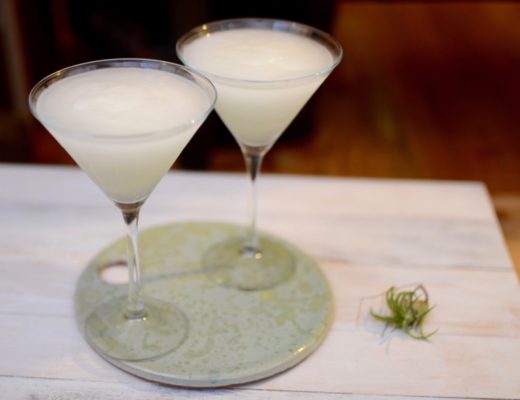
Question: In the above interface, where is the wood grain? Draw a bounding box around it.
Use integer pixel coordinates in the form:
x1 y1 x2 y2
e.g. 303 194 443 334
0 164 517 399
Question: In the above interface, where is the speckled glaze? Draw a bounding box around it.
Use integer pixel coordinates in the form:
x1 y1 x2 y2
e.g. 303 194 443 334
74 222 333 387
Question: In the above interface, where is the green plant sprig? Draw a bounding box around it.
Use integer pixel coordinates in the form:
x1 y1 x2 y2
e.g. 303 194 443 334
370 284 437 340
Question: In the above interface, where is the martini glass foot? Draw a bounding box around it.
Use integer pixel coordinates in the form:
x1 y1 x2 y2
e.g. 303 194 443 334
85 295 188 361
204 237 294 291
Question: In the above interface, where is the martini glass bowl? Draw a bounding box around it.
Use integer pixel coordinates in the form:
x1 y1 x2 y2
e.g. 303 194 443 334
177 19 342 291
28 59 216 361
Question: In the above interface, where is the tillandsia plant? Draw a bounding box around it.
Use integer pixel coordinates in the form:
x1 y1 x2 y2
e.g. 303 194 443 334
370 284 437 340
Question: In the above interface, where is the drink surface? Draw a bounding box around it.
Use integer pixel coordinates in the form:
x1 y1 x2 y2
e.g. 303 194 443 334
180 28 335 148
181 29 333 81
37 68 208 136
36 67 211 203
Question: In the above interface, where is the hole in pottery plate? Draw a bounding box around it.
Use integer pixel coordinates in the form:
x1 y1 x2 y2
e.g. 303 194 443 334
98 259 128 284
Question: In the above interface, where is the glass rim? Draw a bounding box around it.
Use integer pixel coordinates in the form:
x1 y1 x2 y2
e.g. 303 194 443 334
28 58 217 142
176 18 343 85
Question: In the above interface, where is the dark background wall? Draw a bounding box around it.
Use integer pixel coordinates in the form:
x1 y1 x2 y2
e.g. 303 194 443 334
0 1 518 192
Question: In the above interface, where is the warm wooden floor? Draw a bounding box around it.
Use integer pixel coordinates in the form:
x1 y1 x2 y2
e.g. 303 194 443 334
209 3 519 185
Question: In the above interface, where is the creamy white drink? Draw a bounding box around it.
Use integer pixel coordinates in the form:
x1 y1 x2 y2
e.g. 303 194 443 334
180 28 335 148
36 67 211 203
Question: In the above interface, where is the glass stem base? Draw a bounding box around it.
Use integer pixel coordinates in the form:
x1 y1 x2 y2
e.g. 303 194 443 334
84 295 188 361
203 236 294 291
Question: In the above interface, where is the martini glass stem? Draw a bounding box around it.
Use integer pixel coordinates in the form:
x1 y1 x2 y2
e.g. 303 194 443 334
120 202 146 319
243 150 264 254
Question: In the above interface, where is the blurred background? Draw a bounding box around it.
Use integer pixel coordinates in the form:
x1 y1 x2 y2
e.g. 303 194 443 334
1 0 519 264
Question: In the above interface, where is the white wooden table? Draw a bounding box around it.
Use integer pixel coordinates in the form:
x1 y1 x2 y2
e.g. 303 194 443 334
1 164 518 399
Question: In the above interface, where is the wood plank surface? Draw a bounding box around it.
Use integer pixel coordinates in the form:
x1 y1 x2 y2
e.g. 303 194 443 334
0 164 517 399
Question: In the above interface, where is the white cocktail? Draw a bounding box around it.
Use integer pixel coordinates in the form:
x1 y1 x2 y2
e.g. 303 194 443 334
177 19 342 290
29 59 216 361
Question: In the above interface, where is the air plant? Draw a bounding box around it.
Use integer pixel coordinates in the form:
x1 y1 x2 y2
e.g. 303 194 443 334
370 284 437 340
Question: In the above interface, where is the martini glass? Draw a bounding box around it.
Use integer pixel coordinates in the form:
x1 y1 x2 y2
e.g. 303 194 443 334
28 59 216 361
177 19 342 290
